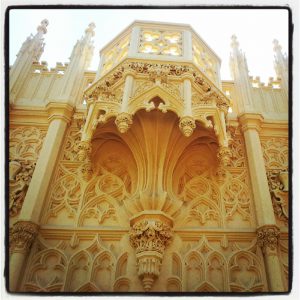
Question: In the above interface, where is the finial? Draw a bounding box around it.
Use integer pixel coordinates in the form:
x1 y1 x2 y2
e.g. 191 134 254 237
273 39 282 52
85 22 96 37
37 19 49 35
230 35 239 49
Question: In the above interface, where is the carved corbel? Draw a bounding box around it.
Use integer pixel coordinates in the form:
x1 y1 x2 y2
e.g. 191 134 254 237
10 221 39 254
179 116 196 137
129 214 173 291
257 225 280 256
115 112 133 133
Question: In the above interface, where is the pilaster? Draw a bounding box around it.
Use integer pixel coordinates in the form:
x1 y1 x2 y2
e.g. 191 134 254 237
257 225 285 291
17 102 73 223
9 221 39 291
239 113 276 226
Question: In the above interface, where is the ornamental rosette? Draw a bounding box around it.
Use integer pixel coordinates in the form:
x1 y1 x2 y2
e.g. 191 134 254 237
257 225 280 255
10 221 39 253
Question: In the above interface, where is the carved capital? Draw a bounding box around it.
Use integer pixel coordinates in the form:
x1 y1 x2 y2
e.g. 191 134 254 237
129 217 172 291
10 221 39 254
257 225 280 256
115 112 133 133
238 113 264 133
179 116 196 137
217 146 232 167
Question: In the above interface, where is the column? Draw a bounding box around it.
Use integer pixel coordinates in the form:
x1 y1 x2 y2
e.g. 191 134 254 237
179 77 195 137
115 73 134 133
239 113 285 291
9 102 73 291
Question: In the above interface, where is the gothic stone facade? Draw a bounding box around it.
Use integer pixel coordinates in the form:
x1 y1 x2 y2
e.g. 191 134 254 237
8 20 289 293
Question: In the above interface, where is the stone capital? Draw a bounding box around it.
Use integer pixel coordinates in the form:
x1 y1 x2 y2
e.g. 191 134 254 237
10 221 39 254
238 113 264 133
46 102 74 123
256 224 280 256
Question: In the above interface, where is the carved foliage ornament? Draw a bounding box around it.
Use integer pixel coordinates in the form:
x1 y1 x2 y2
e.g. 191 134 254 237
179 116 196 137
10 221 39 253
217 146 232 167
129 219 172 291
267 170 289 225
85 61 229 110
9 160 36 217
129 220 172 255
256 225 280 255
115 112 133 133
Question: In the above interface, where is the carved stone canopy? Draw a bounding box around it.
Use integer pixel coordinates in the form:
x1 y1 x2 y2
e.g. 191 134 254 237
77 59 230 164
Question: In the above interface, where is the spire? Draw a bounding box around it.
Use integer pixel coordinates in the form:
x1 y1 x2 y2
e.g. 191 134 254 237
10 19 49 104
273 39 288 95
56 22 95 104
229 35 253 113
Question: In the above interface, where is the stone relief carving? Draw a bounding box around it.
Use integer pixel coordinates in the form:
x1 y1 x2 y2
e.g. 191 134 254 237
261 137 288 170
9 126 46 161
223 173 252 224
267 170 289 225
10 221 39 254
183 236 266 292
62 129 81 161
9 160 36 217
257 225 280 255
24 250 67 292
229 252 264 292
129 219 173 291
22 235 122 292
227 127 247 168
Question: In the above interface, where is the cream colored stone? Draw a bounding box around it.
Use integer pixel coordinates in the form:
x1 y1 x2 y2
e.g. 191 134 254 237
9 20 289 293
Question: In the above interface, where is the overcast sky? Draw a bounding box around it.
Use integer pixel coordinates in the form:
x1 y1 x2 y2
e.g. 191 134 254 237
9 8 289 82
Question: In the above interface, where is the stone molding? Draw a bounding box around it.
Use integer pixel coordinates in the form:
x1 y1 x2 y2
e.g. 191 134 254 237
10 221 39 254
256 225 280 256
238 113 264 133
46 102 74 124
